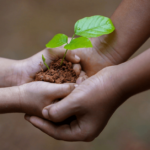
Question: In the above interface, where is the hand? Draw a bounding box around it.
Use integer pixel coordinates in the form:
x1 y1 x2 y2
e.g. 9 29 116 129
5 48 81 86
24 66 127 141
65 36 124 77
8 35 124 86
18 82 77 117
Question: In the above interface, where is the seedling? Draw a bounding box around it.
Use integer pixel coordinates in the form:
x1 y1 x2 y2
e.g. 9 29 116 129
45 15 115 65
42 54 50 70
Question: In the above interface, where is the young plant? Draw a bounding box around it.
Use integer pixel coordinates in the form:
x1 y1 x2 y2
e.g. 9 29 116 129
45 15 115 65
42 54 50 70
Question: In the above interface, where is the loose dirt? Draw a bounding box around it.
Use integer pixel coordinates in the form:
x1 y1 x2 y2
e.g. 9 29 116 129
34 59 78 83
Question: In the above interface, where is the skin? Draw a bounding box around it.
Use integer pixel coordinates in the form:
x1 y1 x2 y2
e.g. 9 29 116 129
0 50 81 116
0 0 150 142
24 0 150 141
0 82 76 117
59 0 150 77
1 0 150 87
0 49 81 87
25 48 150 141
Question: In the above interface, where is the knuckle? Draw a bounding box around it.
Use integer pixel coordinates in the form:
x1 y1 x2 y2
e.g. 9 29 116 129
48 106 59 122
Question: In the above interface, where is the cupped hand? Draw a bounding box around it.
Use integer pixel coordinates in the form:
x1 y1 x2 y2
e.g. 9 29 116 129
12 35 123 86
66 36 123 77
13 48 82 86
24 66 128 141
18 82 77 117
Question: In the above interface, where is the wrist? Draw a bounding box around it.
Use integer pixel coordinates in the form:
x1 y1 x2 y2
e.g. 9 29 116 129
0 59 25 87
112 63 136 99
97 65 130 107
92 35 127 67
0 86 22 113
8 59 29 86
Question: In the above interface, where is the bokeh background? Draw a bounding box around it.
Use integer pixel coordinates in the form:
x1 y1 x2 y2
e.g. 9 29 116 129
0 0 150 149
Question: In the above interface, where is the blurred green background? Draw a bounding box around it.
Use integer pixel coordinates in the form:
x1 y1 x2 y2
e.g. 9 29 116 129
0 0 150 149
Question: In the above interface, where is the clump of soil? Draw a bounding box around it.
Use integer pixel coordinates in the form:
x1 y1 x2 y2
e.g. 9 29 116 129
34 59 78 84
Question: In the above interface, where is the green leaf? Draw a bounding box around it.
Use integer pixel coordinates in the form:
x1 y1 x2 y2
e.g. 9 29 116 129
46 34 68 48
64 37 93 50
42 54 50 70
42 54 46 62
74 15 115 38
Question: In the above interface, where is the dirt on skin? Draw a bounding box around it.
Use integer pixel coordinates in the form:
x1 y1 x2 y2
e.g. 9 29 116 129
34 59 78 83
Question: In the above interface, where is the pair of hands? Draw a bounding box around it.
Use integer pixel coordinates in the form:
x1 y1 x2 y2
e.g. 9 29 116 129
10 37 123 141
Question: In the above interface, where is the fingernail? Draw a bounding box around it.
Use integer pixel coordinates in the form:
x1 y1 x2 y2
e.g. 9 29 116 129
74 84 78 88
25 115 31 121
42 109 49 119
75 55 80 61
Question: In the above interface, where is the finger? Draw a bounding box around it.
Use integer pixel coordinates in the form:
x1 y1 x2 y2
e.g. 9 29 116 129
79 71 86 77
47 44 80 64
73 64 81 76
42 92 79 122
66 51 80 64
76 75 88 84
25 115 82 141
45 83 77 99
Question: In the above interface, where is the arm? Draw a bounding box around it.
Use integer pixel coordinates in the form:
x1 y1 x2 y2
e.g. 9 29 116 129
0 82 76 117
0 58 21 87
117 48 150 96
100 0 150 62
25 48 150 141
66 0 150 77
0 86 21 113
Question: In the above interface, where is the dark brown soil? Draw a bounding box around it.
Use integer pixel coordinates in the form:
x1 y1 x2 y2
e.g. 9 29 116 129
34 59 78 84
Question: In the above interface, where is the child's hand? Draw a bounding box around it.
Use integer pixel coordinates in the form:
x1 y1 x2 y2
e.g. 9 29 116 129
24 66 126 141
8 48 82 86
18 82 77 117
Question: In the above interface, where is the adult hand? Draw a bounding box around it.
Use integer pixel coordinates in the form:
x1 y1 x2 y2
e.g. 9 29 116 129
24 66 127 141
66 36 123 77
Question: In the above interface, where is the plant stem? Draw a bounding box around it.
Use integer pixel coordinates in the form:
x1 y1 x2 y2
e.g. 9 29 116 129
71 34 76 41
60 49 68 65
45 63 50 70
60 34 75 65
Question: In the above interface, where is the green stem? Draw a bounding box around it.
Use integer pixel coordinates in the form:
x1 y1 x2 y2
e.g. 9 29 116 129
71 34 76 41
60 49 68 65
45 62 50 70
60 34 76 65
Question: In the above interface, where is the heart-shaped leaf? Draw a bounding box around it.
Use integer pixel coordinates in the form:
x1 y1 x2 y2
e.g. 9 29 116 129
74 15 115 38
46 34 68 48
64 37 93 50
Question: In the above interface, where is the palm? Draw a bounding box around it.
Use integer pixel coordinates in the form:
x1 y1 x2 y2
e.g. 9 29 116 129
16 49 59 85
16 47 80 85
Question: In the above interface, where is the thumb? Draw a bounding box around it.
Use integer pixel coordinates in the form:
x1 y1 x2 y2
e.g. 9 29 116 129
42 93 78 122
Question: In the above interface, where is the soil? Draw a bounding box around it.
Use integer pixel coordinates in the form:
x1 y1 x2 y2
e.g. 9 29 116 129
34 59 78 83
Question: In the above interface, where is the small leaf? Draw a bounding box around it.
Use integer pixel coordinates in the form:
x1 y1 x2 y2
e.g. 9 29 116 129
42 54 46 62
74 15 115 38
46 34 68 48
64 37 93 50
42 54 50 70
